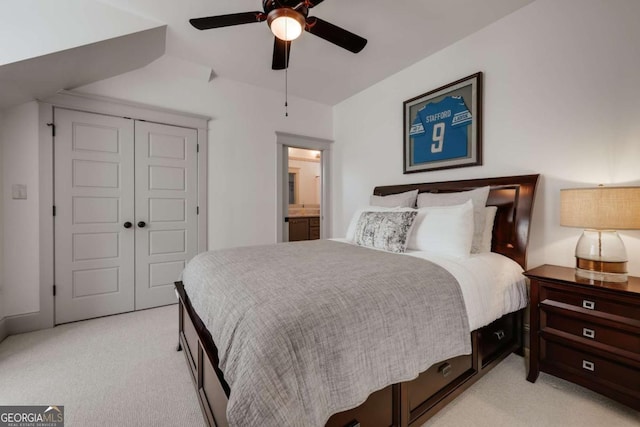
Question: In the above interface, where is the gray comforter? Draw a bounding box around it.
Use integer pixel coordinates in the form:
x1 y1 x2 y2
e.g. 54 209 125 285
181 239 471 427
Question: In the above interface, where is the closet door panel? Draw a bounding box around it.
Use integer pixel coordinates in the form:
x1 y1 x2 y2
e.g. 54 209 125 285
135 121 198 309
54 108 135 324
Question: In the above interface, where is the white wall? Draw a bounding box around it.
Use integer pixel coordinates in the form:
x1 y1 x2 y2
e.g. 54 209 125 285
1 101 40 316
333 0 640 275
78 60 333 251
0 111 4 321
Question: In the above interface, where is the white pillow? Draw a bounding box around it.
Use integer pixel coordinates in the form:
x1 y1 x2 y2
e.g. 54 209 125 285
346 206 399 241
370 189 419 208
417 186 490 254
479 206 498 253
407 200 474 257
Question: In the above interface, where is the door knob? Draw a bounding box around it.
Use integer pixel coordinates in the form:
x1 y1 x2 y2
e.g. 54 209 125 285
137 221 146 228
124 222 132 229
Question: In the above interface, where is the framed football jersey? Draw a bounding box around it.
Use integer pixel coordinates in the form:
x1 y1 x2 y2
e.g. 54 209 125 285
403 72 482 173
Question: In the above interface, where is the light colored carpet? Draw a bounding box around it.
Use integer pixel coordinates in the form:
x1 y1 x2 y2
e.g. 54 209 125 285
0 306 638 426
0 305 204 426
425 353 639 426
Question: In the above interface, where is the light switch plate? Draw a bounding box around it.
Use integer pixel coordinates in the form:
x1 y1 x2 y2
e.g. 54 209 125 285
12 184 27 199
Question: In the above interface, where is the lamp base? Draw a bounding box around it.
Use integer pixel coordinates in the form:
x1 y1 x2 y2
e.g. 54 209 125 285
573 230 629 283
576 258 628 283
575 267 628 283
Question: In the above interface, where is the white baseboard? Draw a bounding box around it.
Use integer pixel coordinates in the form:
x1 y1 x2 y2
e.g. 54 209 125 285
0 311 50 343
0 317 7 343
10 311 47 334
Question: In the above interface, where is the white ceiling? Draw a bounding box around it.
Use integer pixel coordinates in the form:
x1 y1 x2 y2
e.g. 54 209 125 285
97 0 535 105
0 0 535 109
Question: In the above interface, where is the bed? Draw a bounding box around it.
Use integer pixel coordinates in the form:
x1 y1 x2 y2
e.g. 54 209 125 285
175 174 539 427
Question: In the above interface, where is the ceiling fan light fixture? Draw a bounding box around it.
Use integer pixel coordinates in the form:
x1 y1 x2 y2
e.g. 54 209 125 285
268 8 305 41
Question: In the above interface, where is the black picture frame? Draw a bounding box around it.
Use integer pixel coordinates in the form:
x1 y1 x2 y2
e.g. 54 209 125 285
403 72 483 174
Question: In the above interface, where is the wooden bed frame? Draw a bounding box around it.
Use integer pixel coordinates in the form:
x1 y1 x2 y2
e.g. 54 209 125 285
175 174 540 427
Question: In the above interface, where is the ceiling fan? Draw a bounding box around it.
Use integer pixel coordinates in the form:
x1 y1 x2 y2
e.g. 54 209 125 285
189 0 368 70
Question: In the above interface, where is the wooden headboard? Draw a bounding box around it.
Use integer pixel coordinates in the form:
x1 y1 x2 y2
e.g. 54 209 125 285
373 174 540 269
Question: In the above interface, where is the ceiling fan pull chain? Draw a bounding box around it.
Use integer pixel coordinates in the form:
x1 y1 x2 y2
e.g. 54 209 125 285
285 67 289 117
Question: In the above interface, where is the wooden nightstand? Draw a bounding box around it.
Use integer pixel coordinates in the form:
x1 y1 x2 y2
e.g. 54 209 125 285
525 264 640 410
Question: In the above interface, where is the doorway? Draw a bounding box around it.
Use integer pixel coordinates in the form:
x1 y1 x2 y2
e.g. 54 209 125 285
286 148 321 241
275 132 333 243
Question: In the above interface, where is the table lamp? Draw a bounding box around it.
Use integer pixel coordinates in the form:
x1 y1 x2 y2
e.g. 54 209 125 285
560 186 640 282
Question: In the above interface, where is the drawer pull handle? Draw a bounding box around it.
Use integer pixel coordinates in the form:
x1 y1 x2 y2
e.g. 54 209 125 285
494 330 505 340
438 362 452 378
582 360 595 372
582 300 595 310
345 420 360 427
582 328 595 339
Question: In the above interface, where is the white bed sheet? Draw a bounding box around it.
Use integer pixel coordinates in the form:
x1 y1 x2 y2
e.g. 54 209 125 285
330 238 528 331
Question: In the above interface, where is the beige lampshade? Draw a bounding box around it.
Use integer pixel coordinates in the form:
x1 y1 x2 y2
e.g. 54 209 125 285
560 186 640 230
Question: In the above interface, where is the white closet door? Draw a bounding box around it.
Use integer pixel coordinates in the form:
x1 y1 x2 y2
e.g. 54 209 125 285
54 108 135 324
134 121 198 309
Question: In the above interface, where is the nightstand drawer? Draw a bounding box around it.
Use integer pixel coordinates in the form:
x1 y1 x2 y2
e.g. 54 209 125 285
543 310 640 353
542 339 640 394
541 285 640 320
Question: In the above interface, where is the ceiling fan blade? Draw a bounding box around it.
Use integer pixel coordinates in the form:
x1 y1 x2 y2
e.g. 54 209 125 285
306 0 325 7
189 12 265 30
272 37 292 70
306 17 367 53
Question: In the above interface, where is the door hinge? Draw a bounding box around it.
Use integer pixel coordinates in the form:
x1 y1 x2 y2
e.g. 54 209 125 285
197 206 199 215
53 285 56 296
197 144 200 153
53 205 56 216
47 123 56 137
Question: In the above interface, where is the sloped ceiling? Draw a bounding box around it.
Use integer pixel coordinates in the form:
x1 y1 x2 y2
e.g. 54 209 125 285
0 0 166 109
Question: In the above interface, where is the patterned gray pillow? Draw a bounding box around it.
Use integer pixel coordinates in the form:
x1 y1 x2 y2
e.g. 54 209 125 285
354 211 418 253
